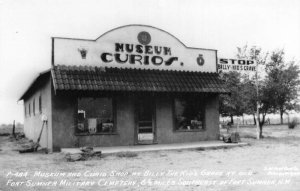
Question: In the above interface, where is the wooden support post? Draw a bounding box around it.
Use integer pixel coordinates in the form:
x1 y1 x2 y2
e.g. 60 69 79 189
12 120 16 138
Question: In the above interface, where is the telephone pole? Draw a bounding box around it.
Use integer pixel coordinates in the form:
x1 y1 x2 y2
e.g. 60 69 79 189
254 47 260 139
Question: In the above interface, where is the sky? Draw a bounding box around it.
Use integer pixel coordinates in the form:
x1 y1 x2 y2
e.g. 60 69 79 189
0 0 299 124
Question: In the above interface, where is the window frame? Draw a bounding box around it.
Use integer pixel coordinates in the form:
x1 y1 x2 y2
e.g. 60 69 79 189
28 103 31 117
24 105 27 118
172 95 206 132
75 96 117 136
33 98 35 116
39 95 42 114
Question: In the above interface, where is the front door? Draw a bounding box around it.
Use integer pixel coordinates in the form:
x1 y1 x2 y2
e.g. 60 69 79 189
136 97 156 144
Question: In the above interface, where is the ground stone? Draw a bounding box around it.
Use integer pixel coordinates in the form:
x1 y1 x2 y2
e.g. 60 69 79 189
65 153 83 162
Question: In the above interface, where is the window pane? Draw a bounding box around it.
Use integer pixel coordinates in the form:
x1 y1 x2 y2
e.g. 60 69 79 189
174 97 204 130
33 99 35 116
77 97 114 134
39 95 42 113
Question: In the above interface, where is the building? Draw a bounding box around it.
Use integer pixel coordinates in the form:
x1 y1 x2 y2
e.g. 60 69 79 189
19 25 228 152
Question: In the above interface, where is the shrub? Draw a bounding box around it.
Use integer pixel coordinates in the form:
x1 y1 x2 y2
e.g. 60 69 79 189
288 118 298 129
116 151 138 158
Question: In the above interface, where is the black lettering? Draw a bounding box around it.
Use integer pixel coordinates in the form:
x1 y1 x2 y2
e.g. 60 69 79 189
164 47 171 55
151 56 163 65
238 60 246 65
114 53 128 64
129 54 142 65
144 56 150 65
145 46 153 54
136 45 143 54
230 59 237 64
115 43 124 52
125 44 133 53
154 46 162 54
165 57 178 66
219 58 228 64
247 60 254 65
101 53 113 63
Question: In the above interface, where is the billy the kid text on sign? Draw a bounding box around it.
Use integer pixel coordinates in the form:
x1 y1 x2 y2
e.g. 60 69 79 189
218 58 256 72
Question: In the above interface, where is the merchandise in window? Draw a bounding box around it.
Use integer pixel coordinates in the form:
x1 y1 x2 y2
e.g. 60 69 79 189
174 96 205 130
77 97 115 134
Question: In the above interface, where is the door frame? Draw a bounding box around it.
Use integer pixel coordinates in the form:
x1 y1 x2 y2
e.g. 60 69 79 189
134 96 157 145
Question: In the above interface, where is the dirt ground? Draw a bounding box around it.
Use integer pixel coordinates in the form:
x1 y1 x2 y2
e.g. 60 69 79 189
0 125 300 191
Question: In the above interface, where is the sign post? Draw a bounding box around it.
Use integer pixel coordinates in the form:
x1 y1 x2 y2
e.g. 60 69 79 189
254 47 260 140
218 57 259 138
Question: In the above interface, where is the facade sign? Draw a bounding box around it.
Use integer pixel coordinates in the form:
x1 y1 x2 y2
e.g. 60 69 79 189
53 25 217 72
218 58 256 72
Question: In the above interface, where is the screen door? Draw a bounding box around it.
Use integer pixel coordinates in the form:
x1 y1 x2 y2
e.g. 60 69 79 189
136 97 155 144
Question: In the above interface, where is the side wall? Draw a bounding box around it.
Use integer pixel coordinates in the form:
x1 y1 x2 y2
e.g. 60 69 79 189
23 78 53 151
51 93 219 149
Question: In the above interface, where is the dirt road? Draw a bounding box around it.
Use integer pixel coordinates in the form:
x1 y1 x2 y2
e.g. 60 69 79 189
0 125 300 191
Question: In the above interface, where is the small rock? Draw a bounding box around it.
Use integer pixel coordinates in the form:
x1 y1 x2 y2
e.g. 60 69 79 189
222 134 231 143
80 146 93 153
16 133 25 139
91 151 102 157
65 153 83 162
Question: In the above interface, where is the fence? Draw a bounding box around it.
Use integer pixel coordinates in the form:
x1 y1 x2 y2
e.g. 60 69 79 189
220 113 300 126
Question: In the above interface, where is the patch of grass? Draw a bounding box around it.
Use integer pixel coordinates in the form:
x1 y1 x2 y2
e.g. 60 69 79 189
0 133 10 136
159 153 167 157
263 136 276 139
0 126 23 134
85 163 96 167
241 134 257 139
195 148 205 151
116 151 138 158
288 118 298 129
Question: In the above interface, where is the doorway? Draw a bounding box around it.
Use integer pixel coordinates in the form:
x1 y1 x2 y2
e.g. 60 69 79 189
135 96 156 144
